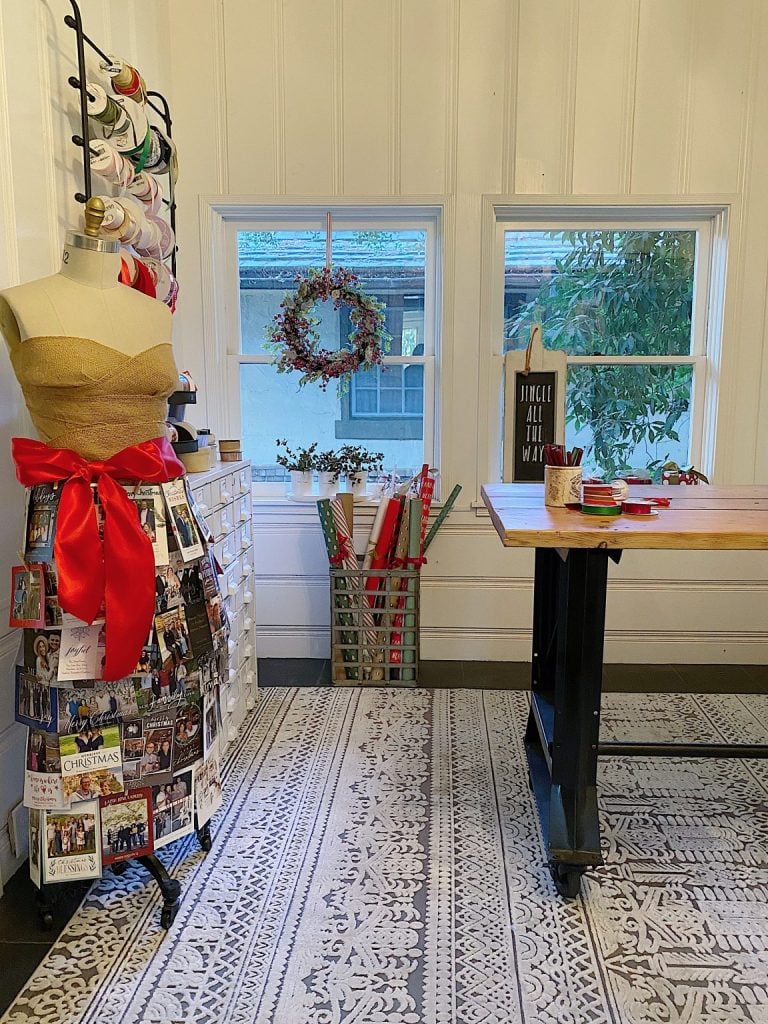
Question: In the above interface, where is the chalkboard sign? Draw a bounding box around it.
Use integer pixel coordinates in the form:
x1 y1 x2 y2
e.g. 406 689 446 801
513 371 557 481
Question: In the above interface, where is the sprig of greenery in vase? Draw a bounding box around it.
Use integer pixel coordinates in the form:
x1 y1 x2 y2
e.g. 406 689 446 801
337 444 384 484
275 439 318 473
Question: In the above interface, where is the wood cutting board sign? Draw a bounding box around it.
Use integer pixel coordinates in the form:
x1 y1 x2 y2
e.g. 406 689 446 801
513 371 557 480
503 324 567 482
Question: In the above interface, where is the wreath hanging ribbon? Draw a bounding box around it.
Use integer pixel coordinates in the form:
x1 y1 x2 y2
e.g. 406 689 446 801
267 264 391 389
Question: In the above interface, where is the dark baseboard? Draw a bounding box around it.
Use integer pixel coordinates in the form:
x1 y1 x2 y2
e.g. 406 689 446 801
257 658 768 694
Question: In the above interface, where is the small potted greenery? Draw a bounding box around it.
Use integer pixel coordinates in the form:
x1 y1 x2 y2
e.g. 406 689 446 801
275 439 318 497
315 449 344 497
337 445 384 497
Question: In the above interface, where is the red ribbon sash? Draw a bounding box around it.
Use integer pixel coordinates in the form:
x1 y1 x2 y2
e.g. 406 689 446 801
12 436 185 681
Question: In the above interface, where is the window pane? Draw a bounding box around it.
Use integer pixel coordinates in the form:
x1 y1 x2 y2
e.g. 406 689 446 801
504 230 696 356
566 364 692 481
241 363 424 481
239 231 330 355
238 227 429 464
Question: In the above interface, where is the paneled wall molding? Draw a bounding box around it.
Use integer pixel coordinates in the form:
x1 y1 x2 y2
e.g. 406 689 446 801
255 625 768 664
253 573 768 595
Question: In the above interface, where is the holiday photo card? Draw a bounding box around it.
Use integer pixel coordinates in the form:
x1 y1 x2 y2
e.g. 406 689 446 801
100 787 154 865
42 804 102 883
15 668 57 733
9 564 45 629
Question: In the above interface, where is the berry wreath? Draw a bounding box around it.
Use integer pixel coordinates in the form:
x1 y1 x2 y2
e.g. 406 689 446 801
267 266 390 388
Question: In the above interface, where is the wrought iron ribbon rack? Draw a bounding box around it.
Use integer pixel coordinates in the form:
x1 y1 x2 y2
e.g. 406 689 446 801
64 0 177 276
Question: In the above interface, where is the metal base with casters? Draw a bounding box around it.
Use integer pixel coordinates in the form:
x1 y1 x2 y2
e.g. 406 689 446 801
525 546 768 900
35 823 214 931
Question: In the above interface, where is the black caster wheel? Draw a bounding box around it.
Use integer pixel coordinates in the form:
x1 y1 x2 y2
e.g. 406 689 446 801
111 861 128 876
40 911 54 931
197 824 212 853
549 862 584 898
160 898 181 930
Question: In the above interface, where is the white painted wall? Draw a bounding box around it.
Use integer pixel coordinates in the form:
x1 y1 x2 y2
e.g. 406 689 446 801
166 0 768 666
0 0 171 883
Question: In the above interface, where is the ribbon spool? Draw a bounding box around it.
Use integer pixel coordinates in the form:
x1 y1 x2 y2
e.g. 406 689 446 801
86 82 131 136
127 171 162 213
621 499 663 516
101 55 147 103
142 257 173 304
89 139 135 188
99 196 145 246
581 503 622 517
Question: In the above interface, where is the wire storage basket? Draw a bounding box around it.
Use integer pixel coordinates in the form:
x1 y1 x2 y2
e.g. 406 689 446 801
330 567 420 684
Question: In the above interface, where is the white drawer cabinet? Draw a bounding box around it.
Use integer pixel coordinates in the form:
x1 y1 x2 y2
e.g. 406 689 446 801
189 459 258 741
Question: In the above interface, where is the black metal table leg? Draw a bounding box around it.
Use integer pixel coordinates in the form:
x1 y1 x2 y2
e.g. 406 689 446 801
138 854 182 929
525 547 616 898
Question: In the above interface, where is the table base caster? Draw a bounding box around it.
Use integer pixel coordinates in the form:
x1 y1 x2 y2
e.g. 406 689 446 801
549 861 585 898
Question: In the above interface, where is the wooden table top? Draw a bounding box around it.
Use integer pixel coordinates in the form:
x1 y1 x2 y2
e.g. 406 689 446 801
481 483 768 550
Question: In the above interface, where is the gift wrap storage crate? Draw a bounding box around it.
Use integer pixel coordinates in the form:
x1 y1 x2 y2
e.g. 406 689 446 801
330 568 420 684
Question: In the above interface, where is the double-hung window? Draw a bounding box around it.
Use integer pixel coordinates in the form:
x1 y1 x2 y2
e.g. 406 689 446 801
489 206 725 482
232 207 440 491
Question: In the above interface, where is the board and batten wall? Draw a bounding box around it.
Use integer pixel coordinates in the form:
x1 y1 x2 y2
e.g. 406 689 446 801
169 0 768 667
0 0 172 883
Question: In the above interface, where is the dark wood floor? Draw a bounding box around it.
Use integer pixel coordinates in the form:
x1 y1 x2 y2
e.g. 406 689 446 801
0 658 765 1014
257 657 768 693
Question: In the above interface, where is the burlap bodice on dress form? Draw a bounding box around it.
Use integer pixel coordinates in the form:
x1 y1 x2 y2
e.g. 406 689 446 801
10 336 179 461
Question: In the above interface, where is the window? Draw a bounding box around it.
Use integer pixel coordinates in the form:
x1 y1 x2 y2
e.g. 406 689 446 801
491 210 721 482
233 211 439 489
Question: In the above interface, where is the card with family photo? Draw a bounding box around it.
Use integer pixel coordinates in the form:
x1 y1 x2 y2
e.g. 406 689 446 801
162 480 204 562
24 483 60 563
155 607 193 668
195 755 223 827
42 804 101 883
26 727 60 774
135 638 162 675
199 549 220 601
100 787 154 865
126 485 169 566
63 766 124 805
15 667 57 732
23 628 62 685
9 564 45 629
172 692 203 773
155 557 184 614
29 808 42 888
138 708 175 787
60 722 122 780
121 719 145 784
203 687 222 758
151 768 194 850
57 679 139 734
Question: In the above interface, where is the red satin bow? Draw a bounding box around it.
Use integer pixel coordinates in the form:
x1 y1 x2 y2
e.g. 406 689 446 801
12 436 185 681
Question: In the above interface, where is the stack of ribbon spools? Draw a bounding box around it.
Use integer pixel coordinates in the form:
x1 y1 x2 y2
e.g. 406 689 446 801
86 56 178 312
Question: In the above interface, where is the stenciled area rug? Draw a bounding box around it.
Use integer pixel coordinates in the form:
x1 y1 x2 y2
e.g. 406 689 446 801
3 687 767 1024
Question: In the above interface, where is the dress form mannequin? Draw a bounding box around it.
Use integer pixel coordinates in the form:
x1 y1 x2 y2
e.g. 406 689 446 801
0 198 171 357
0 198 178 461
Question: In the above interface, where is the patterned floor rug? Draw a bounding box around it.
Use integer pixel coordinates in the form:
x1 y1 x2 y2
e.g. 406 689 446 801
3 687 767 1024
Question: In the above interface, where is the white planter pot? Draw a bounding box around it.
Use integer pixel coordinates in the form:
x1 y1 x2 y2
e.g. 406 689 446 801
288 470 313 497
346 471 368 498
317 471 339 497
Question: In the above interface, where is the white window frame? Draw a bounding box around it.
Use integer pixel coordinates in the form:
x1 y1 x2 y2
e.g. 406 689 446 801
207 203 441 496
479 199 730 487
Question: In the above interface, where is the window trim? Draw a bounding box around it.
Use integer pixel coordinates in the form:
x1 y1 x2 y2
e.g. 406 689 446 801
478 198 731 488
204 202 442 495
